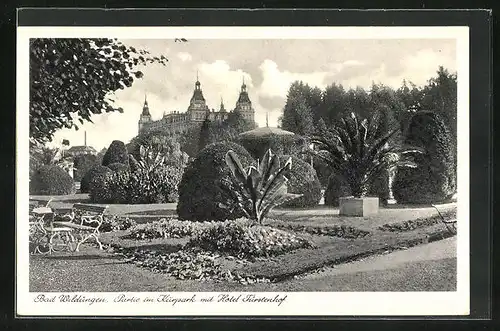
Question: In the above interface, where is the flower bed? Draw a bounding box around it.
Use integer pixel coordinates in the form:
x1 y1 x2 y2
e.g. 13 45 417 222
118 247 271 284
378 209 457 232
125 218 215 240
272 222 370 239
100 216 137 233
188 219 314 259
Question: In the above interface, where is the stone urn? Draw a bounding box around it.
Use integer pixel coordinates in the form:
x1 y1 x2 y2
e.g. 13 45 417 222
339 196 379 217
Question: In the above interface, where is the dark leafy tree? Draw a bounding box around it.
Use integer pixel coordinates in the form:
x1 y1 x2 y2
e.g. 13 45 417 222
177 141 255 222
198 119 212 152
393 111 456 204
30 38 169 144
281 81 315 136
317 83 347 126
102 140 129 166
420 66 457 138
73 154 97 182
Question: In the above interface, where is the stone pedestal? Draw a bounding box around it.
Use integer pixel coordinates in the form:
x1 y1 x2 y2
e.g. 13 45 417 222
339 196 379 217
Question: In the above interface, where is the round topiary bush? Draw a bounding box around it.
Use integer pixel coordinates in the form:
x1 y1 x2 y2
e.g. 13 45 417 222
393 111 456 204
80 165 112 193
278 155 322 208
29 165 75 195
102 140 129 167
238 133 305 160
368 171 390 205
177 141 255 221
73 154 97 182
324 173 351 207
107 162 129 172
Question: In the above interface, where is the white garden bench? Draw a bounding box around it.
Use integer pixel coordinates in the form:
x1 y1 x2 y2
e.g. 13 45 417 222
53 203 109 252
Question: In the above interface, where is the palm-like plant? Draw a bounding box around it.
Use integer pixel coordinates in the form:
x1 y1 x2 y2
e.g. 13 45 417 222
312 112 422 198
129 145 166 173
223 149 302 225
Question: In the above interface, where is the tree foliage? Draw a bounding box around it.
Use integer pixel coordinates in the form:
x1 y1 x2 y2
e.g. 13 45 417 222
393 111 456 204
281 81 315 136
30 38 168 144
177 141 255 222
102 140 129 167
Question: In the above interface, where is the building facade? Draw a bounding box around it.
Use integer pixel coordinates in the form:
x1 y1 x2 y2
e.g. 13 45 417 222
138 78 255 135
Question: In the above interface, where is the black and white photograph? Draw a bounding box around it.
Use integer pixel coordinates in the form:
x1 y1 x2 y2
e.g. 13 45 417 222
16 21 471 316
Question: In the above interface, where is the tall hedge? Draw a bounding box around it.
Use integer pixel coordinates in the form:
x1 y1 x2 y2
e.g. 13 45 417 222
393 111 456 204
177 141 255 221
30 165 75 195
279 155 322 208
107 162 129 172
102 140 129 167
324 173 351 207
80 165 112 193
73 154 97 182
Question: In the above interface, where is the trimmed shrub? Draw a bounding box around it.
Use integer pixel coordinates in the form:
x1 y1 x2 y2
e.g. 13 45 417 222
30 165 75 195
188 218 314 258
73 154 97 182
393 111 456 204
80 165 112 193
102 140 129 167
107 162 129 172
177 141 255 221
238 134 306 160
324 173 351 207
127 166 183 204
278 155 322 208
368 170 390 205
89 169 130 204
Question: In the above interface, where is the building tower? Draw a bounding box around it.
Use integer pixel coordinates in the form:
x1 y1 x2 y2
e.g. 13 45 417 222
220 97 226 112
187 72 210 123
234 77 255 123
138 94 152 134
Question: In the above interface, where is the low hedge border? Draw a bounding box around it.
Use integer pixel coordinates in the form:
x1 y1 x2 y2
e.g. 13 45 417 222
273 223 371 239
378 209 457 232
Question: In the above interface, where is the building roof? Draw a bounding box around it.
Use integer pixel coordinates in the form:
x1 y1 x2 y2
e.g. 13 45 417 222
67 145 97 154
236 91 251 104
141 95 151 116
239 126 295 138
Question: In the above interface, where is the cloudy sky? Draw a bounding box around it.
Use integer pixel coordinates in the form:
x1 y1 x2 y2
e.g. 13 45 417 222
50 38 456 150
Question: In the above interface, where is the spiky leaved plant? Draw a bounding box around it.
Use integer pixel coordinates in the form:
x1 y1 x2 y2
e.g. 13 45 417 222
312 111 422 198
222 149 302 225
129 144 166 173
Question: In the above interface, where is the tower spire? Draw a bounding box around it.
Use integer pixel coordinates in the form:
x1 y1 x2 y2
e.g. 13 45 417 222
266 112 269 127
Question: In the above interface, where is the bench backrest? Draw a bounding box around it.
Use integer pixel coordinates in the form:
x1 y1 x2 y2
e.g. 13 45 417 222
73 203 108 215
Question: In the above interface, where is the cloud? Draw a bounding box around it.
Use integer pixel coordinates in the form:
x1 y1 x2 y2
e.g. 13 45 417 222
258 95 286 111
258 59 329 98
177 52 192 62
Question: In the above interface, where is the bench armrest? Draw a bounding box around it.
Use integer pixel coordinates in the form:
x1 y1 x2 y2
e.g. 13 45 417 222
80 215 104 230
